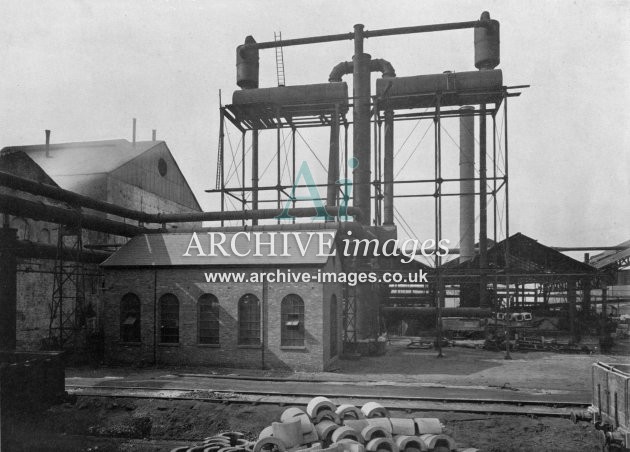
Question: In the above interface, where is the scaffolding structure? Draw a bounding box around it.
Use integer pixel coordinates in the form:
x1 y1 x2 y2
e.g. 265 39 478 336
47 222 88 349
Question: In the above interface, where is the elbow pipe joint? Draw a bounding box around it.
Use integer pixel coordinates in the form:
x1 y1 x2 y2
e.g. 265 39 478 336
328 58 396 82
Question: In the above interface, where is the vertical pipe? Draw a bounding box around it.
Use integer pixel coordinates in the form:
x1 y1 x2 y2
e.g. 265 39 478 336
503 95 511 360
152 129 157 141
45 130 51 158
219 109 225 227
292 127 296 224
459 106 475 262
568 278 577 343
276 124 281 224
479 105 488 307
153 269 157 364
373 102 380 225
242 131 246 226
252 129 259 225
261 279 267 369
383 110 394 225
0 228 17 350
352 24 372 226
132 118 137 145
493 112 497 247
327 105 340 208
434 99 443 358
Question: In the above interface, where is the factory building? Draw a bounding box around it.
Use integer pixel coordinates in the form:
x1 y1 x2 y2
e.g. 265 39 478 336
100 225 344 371
0 138 201 350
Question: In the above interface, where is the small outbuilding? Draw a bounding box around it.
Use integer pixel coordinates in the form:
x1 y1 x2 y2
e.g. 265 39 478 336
100 226 344 371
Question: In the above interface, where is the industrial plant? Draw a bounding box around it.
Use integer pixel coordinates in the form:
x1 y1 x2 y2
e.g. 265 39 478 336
0 6 628 452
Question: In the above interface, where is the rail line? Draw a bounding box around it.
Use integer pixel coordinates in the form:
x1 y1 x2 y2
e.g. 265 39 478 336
66 384 590 418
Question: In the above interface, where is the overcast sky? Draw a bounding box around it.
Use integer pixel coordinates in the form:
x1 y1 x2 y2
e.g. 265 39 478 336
2 0 628 255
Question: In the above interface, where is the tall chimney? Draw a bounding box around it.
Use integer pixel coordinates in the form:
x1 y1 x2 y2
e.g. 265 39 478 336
459 106 475 262
152 129 157 141
132 118 137 145
45 129 51 158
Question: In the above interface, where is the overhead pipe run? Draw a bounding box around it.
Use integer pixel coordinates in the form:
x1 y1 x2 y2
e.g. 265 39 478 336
0 192 143 237
0 171 361 228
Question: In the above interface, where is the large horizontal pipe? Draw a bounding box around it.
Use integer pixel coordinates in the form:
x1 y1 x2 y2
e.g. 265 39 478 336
382 307 492 318
13 239 110 263
0 170 151 223
239 19 493 51
154 206 362 223
0 193 143 237
0 171 362 225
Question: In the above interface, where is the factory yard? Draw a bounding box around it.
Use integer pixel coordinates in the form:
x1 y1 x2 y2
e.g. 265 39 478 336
67 338 630 397
5 341 627 451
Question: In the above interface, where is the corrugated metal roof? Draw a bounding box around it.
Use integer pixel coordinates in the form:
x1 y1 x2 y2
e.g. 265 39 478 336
1 139 159 176
101 230 338 268
590 239 630 269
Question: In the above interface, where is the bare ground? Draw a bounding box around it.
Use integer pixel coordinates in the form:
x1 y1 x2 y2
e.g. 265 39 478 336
5 397 603 452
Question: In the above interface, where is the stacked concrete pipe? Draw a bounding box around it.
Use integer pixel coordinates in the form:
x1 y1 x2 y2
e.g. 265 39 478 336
171 396 473 452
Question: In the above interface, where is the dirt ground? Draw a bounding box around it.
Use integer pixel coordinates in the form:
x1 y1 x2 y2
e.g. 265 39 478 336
68 339 630 395
5 397 603 452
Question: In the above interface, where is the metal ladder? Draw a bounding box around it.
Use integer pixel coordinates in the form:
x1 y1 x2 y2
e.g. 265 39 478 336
274 31 285 87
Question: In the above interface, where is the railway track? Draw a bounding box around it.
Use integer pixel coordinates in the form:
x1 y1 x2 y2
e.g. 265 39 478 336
66 384 590 418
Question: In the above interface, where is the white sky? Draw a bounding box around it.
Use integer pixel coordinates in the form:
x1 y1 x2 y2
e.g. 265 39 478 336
2 0 629 253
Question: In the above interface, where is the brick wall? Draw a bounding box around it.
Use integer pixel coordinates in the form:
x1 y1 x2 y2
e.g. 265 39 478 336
103 266 341 371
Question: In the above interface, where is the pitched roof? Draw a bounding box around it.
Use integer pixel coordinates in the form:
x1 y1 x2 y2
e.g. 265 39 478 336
590 239 630 269
1 139 159 176
444 232 595 276
101 229 338 268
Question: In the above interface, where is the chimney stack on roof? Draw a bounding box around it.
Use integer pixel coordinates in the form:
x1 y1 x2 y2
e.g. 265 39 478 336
132 118 137 146
45 129 51 158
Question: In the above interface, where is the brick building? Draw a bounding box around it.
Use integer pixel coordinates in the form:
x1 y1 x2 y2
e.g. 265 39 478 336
100 227 344 371
0 139 201 349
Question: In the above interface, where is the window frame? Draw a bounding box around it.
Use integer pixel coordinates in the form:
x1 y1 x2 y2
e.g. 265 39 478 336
238 293 261 346
120 292 141 343
281 294 305 348
198 293 220 345
159 293 180 344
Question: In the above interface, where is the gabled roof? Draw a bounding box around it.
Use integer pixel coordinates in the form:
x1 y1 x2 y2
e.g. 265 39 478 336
444 232 595 275
1 139 158 176
590 239 630 269
101 229 338 268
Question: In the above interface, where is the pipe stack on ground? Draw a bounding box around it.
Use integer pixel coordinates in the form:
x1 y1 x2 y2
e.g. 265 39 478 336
169 396 479 452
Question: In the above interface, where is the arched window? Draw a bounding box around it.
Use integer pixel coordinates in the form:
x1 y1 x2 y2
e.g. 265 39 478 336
37 228 51 244
238 294 260 345
330 294 338 357
281 294 305 347
10 217 28 240
198 293 219 345
120 293 141 342
159 293 179 343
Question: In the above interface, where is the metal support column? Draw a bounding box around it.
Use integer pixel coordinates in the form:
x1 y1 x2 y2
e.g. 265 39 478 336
252 129 259 225
327 105 340 208
434 96 444 358
479 104 488 307
383 110 394 225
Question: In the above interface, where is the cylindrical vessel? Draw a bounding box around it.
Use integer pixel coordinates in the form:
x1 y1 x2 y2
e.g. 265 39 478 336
474 12 500 70
375 70 503 110
236 36 259 89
